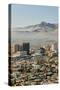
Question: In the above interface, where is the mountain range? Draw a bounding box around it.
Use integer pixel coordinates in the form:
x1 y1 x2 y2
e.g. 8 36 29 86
13 22 58 32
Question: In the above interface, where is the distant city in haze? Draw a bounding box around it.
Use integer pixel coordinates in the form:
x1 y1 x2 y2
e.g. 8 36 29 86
11 4 58 28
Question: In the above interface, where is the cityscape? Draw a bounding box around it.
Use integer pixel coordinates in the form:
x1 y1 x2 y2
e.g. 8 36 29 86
9 4 58 86
9 42 58 86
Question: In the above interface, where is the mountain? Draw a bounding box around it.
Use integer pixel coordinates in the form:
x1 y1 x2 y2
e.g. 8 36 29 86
13 22 58 32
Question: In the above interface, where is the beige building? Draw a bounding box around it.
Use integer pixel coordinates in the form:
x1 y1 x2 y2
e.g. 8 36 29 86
11 44 16 54
50 43 58 52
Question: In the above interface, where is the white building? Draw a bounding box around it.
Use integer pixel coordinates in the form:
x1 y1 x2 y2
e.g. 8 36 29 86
51 43 58 52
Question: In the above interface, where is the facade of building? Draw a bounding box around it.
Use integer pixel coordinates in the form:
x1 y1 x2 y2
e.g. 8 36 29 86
23 43 30 55
15 44 23 52
11 44 16 54
50 43 58 53
11 44 23 54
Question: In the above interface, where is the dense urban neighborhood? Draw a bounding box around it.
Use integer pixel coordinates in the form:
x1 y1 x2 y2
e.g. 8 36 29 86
9 42 58 86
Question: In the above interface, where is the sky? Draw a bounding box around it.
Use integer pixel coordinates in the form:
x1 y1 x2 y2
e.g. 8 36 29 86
11 4 58 28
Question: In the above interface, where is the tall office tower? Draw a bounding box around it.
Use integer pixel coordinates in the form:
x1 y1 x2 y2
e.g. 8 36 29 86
23 43 30 55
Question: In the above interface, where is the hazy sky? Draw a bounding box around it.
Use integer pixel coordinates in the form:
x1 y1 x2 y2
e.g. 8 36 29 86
11 4 58 28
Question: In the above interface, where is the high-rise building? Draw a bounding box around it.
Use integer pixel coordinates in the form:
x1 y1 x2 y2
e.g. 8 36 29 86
15 44 23 52
51 43 58 52
23 43 30 55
